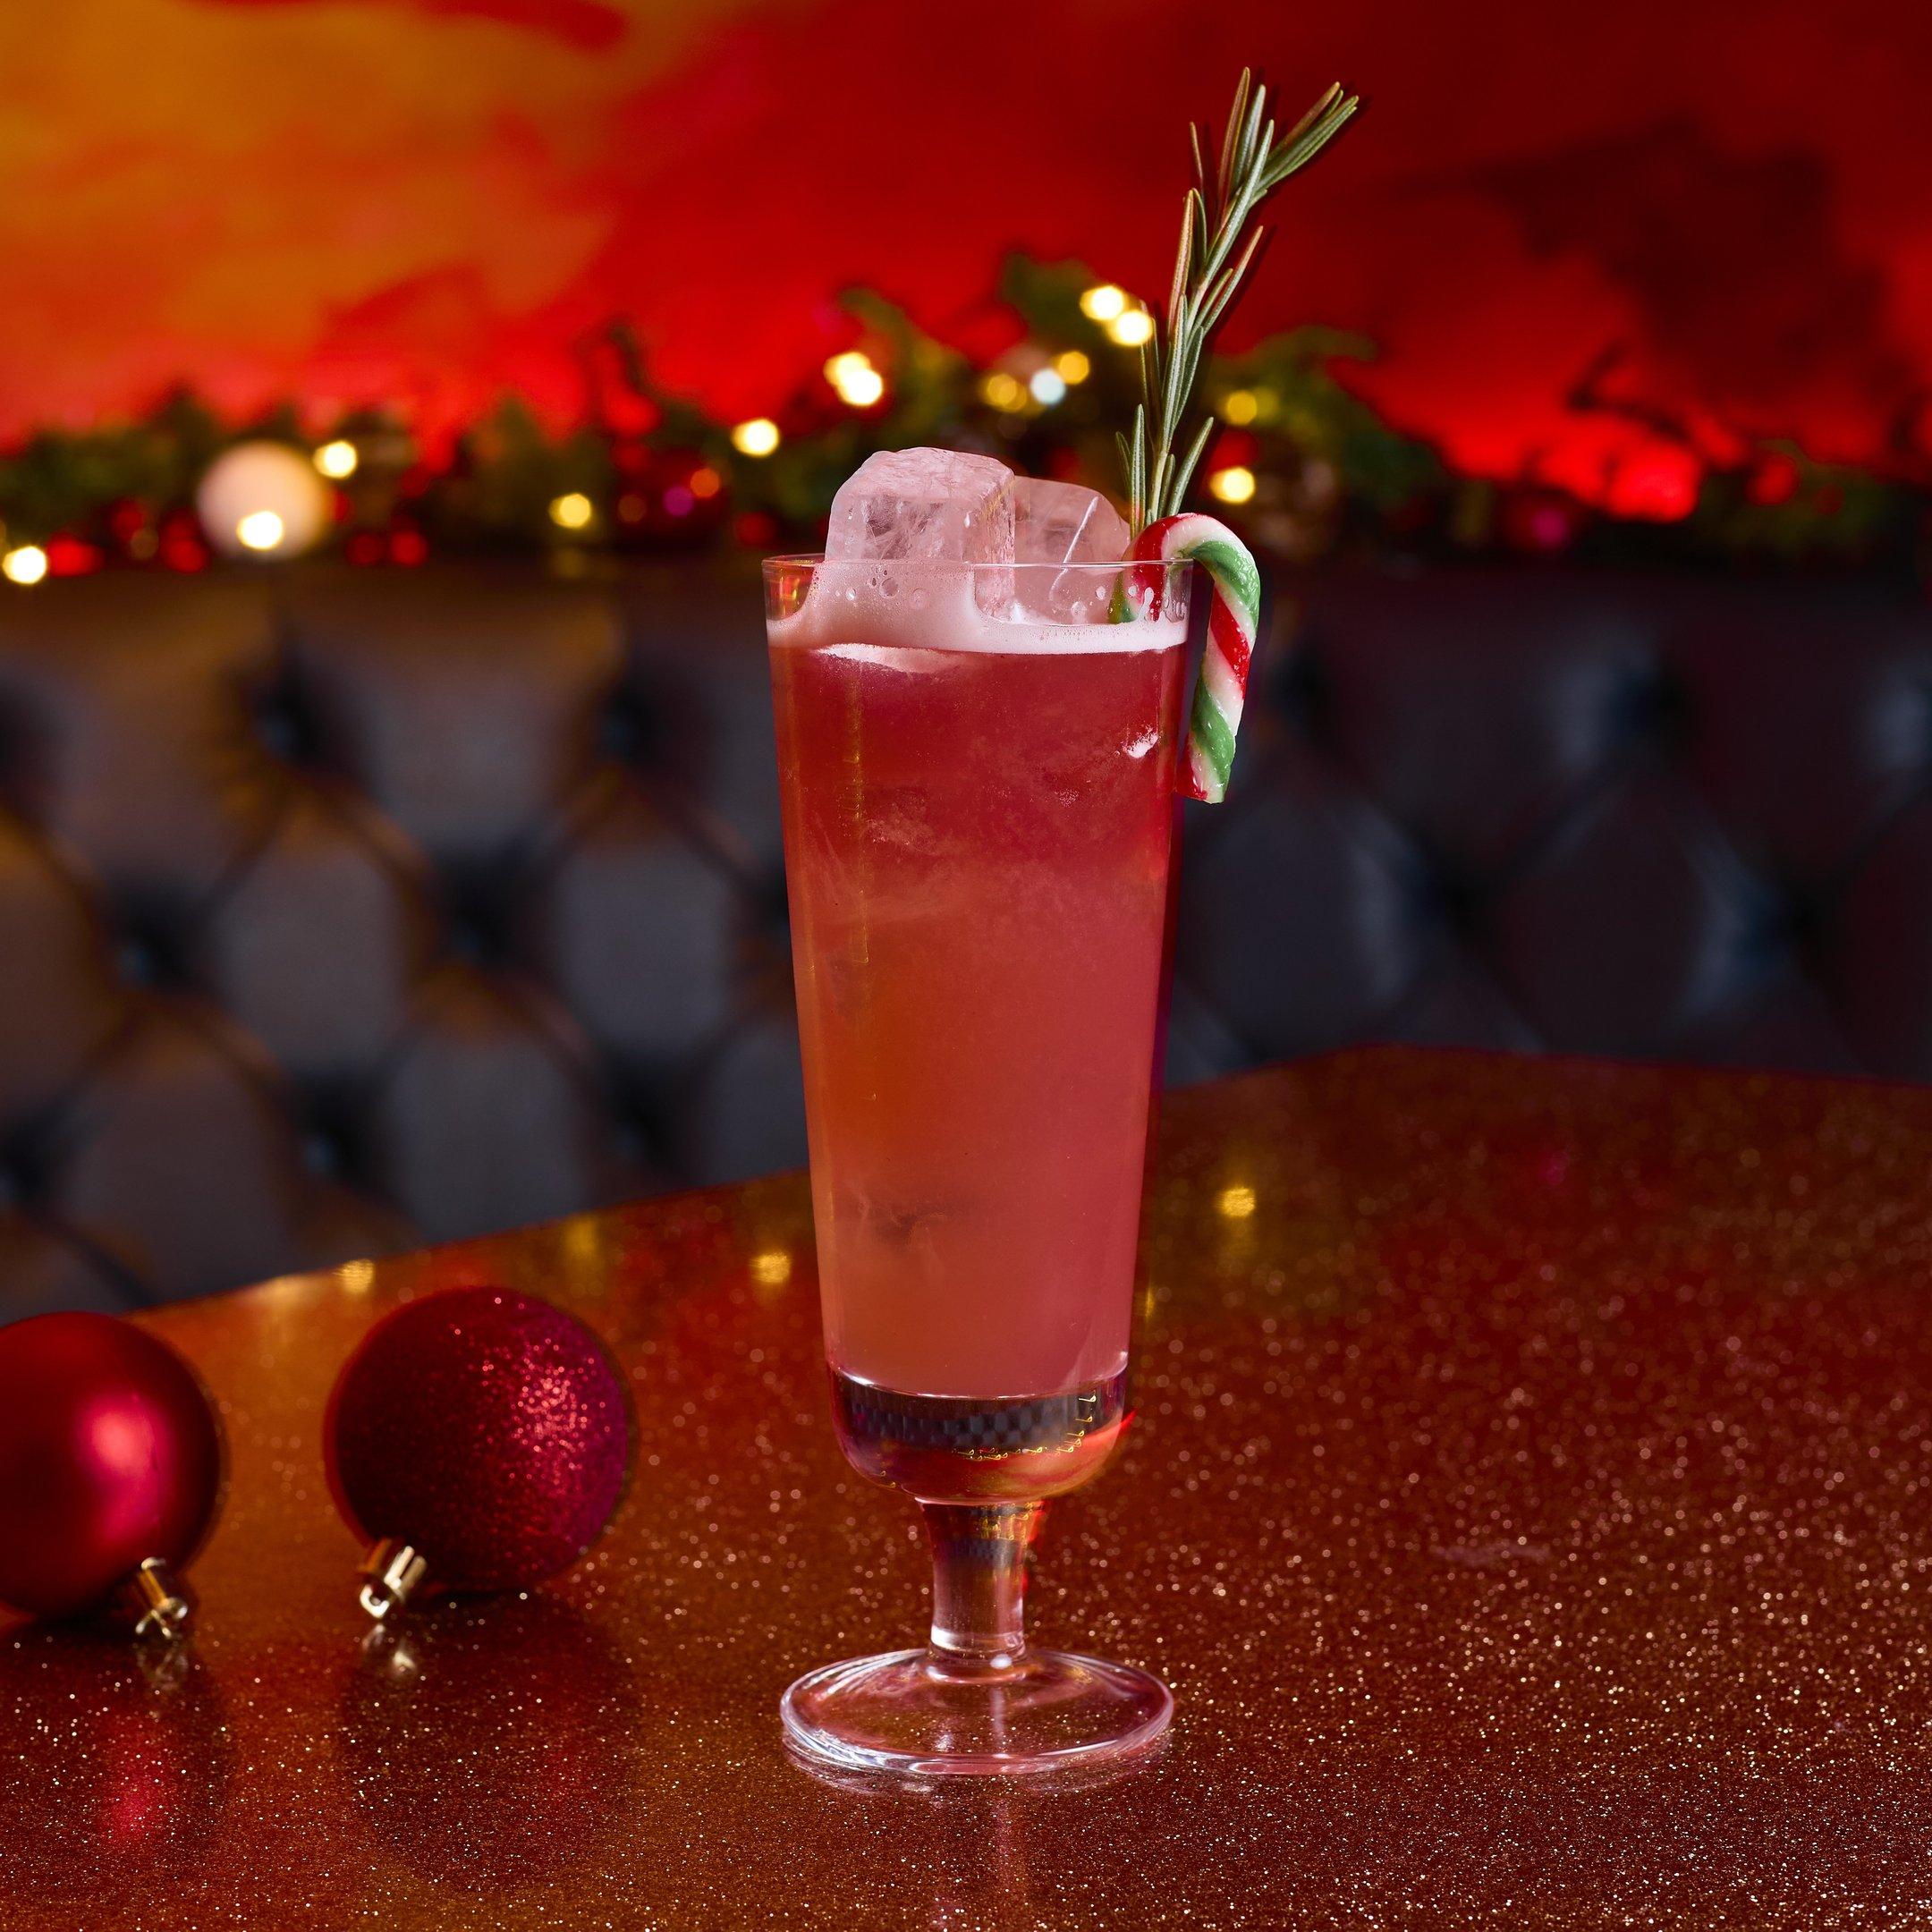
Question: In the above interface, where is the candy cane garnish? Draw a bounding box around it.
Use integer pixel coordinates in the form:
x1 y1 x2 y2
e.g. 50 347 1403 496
1124 513 1262 803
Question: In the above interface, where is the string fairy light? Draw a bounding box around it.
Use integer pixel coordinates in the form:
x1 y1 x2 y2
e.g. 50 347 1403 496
824 352 885 408
235 510 286 551
731 418 781 456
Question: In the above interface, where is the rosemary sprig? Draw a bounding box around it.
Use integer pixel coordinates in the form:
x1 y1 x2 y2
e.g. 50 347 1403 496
1120 70 1360 533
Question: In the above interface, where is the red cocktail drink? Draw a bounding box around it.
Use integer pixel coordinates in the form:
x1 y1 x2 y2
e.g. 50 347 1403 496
772 578 1182 1443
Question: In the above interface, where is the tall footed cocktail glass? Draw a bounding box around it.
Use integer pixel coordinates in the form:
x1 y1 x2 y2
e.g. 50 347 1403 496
767 64 1352 1776
767 504 1193 1777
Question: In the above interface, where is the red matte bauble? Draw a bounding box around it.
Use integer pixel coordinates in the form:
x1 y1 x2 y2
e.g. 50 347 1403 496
0 1315 223 1622
325 1287 631 1592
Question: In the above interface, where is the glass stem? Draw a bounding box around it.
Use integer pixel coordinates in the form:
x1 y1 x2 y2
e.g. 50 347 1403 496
921 1501 1045 1676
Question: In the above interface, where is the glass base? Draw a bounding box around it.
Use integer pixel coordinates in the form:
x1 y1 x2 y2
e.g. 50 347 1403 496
781 1648 1172 1780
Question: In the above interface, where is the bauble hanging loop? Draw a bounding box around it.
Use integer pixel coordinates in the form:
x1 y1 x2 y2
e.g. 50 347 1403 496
358 1539 430 1623
0 1314 224 1640
324 1286 632 1620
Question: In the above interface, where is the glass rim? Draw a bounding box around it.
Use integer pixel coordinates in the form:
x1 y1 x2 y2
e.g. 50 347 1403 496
762 553 1187 578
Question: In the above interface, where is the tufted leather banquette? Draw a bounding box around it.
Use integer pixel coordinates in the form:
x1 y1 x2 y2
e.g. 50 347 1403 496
0 561 1927 1317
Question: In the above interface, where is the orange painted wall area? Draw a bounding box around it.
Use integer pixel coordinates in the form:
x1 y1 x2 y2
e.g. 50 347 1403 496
3 0 1927 502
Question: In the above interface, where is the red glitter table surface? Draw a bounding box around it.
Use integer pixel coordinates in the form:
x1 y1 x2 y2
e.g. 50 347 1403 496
7 1047 1932 1930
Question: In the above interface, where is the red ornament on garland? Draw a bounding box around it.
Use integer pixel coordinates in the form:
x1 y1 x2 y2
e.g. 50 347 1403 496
1499 485 1587 556
0 1315 224 1638
42 534 105 578
157 508 209 572
1746 452 1802 508
104 498 158 564
324 1286 632 1621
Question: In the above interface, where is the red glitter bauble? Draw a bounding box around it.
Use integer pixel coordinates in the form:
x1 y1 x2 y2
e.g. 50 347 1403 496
0 1315 223 1623
324 1287 631 1593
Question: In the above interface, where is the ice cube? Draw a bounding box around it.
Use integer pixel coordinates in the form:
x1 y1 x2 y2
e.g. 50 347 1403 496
986 478 1131 623
1013 477 1130 569
825 447 1015 563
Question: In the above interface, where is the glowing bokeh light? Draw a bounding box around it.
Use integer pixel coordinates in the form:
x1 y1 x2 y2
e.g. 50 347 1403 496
824 352 886 408
731 418 781 457
980 371 1026 411
1217 1183 1257 1219
235 509 286 552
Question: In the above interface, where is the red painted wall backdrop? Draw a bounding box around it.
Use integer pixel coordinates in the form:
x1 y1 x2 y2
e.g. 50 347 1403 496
2 0 1927 504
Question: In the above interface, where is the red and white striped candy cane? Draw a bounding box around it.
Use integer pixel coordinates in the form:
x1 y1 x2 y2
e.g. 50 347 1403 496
1125 513 1262 803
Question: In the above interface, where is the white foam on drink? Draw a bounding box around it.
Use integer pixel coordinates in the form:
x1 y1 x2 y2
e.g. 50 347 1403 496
813 642 935 675
773 566 1185 657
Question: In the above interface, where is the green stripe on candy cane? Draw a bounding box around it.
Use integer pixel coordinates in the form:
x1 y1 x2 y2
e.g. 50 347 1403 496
1123 513 1262 803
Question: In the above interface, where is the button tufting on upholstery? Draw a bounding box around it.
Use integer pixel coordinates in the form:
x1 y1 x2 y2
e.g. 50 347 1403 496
1270 643 1331 741
1753 885 1820 963
0 1135 50 1206
1425 867 1488 945
446 916 497 967
611 1107 657 1171
116 926 182 989
252 679 322 766
1 561 1928 1320
1618 659 1691 752
598 685 660 767
1914 679 1932 767
443 884 513 968
751 866 792 947
301 1123 350 1182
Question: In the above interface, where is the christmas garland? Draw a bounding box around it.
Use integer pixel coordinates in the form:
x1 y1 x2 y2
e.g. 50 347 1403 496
0 257 1920 587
